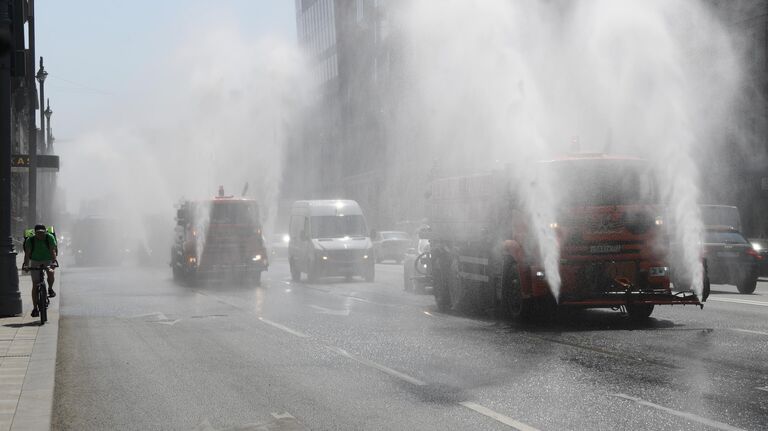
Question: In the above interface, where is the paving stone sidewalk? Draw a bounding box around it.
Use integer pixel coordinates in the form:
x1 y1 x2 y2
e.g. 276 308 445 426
0 259 59 431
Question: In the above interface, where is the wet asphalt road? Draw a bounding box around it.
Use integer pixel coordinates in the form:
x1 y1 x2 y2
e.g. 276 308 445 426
51 260 768 431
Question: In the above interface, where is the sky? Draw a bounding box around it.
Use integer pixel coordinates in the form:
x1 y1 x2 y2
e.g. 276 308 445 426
36 0 297 143
32 1 299 217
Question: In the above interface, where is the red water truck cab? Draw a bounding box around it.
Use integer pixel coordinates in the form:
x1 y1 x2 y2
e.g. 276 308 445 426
171 188 268 285
423 154 703 321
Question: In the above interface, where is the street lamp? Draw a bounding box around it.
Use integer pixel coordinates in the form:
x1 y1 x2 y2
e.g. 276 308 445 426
35 57 47 154
43 98 52 152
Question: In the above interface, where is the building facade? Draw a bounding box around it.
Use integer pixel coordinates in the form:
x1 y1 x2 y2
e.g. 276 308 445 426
288 0 400 229
289 0 768 236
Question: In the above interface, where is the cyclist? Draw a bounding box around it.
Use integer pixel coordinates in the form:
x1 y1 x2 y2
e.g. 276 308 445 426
21 224 58 317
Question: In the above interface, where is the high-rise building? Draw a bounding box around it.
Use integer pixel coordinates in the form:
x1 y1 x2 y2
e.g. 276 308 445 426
288 0 400 228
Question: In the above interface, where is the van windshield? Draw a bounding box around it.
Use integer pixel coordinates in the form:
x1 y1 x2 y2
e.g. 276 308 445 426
311 215 367 238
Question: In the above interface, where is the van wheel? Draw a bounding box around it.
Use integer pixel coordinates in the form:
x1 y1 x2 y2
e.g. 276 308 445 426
289 259 301 282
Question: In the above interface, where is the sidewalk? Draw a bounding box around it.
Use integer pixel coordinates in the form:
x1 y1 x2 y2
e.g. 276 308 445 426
0 256 59 431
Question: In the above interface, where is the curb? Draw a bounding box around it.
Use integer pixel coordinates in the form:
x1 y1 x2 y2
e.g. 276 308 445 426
8 269 59 431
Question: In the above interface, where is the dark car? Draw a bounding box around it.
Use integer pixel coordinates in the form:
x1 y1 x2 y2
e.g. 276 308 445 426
704 228 761 294
748 238 768 277
372 231 411 263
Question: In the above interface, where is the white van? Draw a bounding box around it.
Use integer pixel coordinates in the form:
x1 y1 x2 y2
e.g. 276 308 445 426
288 200 375 282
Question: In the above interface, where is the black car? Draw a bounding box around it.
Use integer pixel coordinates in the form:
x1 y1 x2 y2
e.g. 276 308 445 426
704 229 761 294
372 231 411 263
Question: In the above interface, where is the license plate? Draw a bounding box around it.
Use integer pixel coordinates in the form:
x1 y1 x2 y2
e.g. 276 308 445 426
716 251 739 258
590 245 621 254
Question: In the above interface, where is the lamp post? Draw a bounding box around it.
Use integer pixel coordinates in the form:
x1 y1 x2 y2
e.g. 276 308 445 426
36 58 46 154
35 58 46 222
43 99 51 153
0 0 21 316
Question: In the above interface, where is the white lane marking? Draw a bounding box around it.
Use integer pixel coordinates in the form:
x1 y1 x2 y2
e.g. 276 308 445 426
757 386 768 393
730 328 768 336
271 412 296 420
342 295 372 303
708 297 768 307
258 317 310 338
156 319 181 326
310 304 350 316
423 311 434 317
611 393 746 431
459 402 540 431
326 346 426 386
132 312 168 319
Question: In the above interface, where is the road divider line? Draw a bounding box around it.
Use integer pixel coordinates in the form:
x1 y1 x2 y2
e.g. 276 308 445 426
756 386 768 393
258 317 310 338
610 393 746 431
708 297 768 307
459 402 540 431
730 328 768 336
310 305 350 316
326 346 426 386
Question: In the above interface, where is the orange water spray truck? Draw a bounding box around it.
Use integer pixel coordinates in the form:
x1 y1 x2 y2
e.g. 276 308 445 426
421 154 705 321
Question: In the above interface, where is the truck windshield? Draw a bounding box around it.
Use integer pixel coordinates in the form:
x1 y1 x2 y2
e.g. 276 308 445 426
549 160 658 207
209 202 259 225
311 215 367 238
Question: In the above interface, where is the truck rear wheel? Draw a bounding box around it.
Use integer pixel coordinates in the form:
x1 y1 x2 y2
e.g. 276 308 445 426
627 304 654 320
501 257 531 321
432 252 452 312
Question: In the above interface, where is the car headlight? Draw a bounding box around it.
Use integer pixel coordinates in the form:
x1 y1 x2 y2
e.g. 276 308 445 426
252 255 262 261
752 242 763 252
322 255 328 261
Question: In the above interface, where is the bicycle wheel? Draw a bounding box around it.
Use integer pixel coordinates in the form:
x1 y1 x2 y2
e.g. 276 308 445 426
38 283 47 325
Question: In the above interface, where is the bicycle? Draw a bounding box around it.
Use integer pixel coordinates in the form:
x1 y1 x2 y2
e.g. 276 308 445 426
24 263 57 326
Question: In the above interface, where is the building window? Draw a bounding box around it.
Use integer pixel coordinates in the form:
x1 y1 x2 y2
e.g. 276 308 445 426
356 0 365 23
